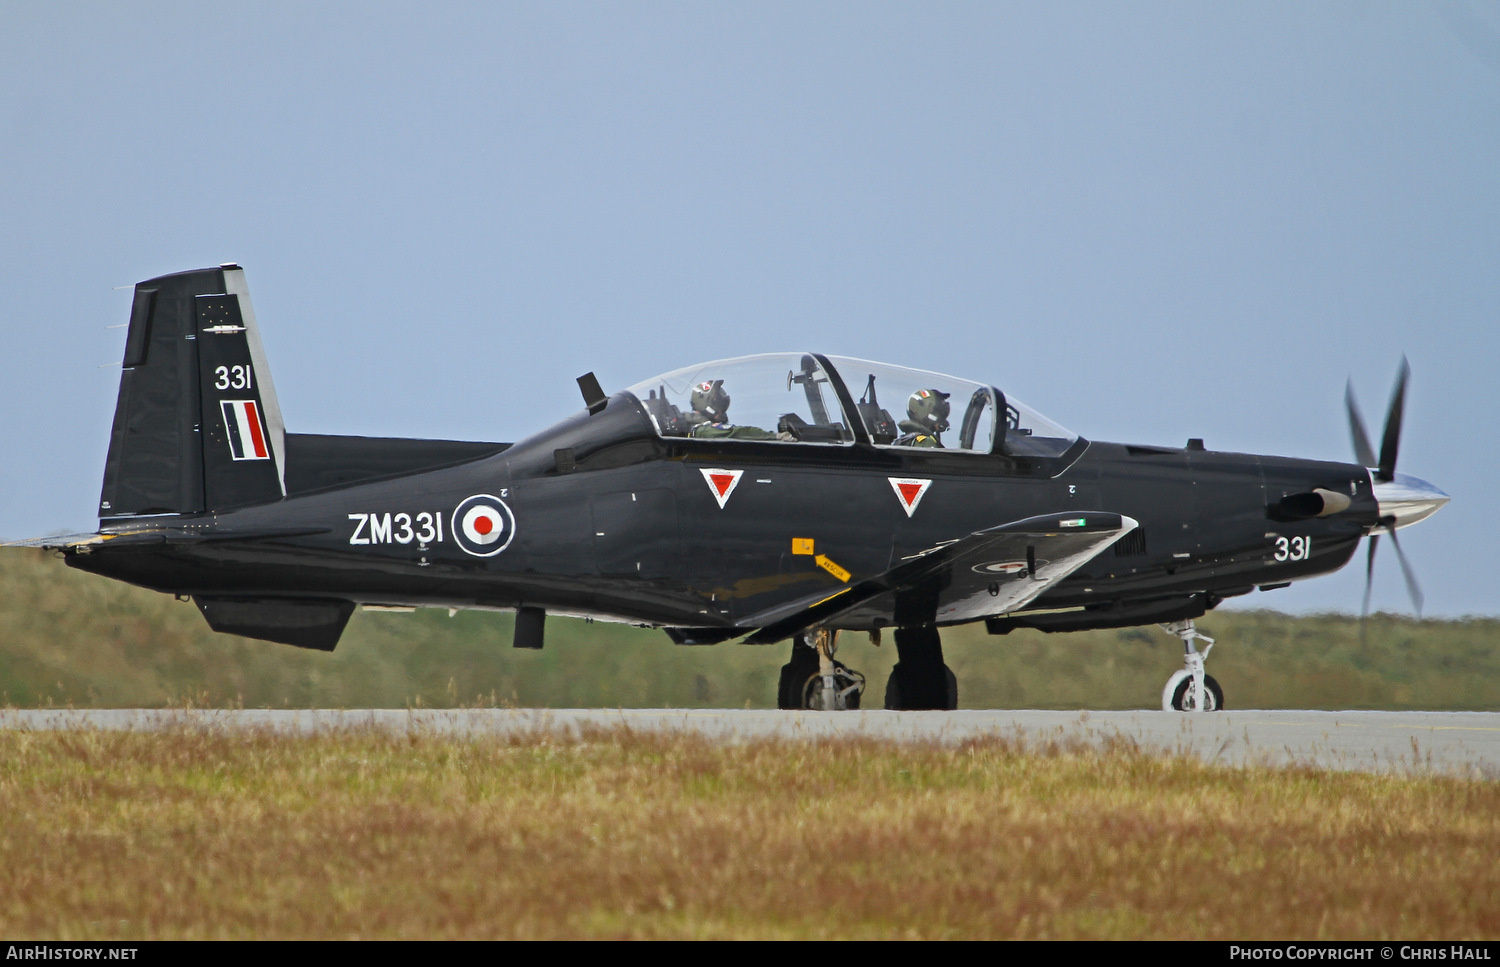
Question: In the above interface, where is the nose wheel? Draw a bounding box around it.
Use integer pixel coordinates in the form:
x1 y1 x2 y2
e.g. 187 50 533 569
1160 620 1224 712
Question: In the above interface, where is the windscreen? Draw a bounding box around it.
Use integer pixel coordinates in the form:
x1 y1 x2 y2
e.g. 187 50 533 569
1001 396 1079 459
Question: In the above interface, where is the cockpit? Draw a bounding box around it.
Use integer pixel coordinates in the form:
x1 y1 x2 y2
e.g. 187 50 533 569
625 353 1079 460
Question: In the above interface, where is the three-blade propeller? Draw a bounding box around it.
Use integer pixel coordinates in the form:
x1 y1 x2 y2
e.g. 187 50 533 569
1345 357 1423 617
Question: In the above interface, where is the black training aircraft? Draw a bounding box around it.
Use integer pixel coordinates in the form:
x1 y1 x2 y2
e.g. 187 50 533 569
14 265 1449 711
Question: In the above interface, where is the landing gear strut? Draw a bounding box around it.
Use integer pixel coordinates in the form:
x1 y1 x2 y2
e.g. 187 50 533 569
884 625 958 711
1160 619 1223 711
778 629 864 711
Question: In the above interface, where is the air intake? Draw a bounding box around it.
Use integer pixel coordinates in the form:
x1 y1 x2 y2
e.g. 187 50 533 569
1113 528 1148 558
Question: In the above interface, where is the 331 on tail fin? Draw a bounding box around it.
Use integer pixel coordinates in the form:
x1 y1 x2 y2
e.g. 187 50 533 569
100 264 287 519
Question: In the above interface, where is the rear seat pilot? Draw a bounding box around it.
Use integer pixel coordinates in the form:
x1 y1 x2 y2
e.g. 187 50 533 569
894 388 950 447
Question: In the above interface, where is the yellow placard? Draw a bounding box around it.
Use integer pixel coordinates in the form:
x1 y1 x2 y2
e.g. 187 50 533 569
815 554 851 583
792 537 815 556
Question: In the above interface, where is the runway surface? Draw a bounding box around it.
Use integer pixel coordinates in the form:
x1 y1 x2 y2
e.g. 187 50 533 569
2 707 1497 776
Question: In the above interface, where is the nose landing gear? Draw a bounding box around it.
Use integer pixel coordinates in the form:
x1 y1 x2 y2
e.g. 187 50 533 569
1160 619 1223 711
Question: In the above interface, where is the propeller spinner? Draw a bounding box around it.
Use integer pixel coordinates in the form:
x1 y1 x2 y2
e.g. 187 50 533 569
1345 357 1449 617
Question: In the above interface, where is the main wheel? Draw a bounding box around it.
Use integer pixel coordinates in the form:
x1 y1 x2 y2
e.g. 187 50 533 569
778 657 818 709
800 661 864 711
883 662 958 710
777 634 821 709
1167 673 1224 711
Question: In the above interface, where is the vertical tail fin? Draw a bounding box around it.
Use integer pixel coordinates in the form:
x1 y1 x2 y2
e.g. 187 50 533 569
100 264 287 519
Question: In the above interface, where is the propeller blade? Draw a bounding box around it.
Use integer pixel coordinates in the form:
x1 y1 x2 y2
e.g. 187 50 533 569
1376 356 1410 483
1345 381 1378 469
1387 525 1425 617
1351 361 1424 627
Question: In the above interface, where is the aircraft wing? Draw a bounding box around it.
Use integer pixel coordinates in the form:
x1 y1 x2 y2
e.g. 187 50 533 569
741 511 1137 644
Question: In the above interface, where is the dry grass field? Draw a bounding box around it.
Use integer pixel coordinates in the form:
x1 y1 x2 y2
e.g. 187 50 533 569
1 725 1496 940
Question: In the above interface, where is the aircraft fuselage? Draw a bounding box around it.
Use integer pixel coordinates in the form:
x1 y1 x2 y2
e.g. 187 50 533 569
71 390 1377 638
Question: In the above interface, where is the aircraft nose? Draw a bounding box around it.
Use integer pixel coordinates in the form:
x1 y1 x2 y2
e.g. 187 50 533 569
1373 472 1449 530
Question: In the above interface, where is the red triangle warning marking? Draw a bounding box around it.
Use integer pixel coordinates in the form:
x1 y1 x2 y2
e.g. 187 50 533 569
888 477 932 517
700 468 744 509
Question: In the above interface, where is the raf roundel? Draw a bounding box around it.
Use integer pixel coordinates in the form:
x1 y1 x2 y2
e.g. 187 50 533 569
452 494 516 558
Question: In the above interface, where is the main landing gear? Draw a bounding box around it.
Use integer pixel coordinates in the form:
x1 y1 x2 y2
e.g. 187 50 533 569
1160 619 1224 712
884 625 958 711
778 629 866 710
776 626 958 711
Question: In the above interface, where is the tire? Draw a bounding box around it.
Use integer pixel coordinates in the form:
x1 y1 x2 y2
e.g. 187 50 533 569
778 660 815 709
1169 673 1224 711
883 662 958 710
777 634 820 709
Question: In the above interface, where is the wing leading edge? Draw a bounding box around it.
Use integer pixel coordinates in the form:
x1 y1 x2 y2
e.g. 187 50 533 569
740 511 1138 644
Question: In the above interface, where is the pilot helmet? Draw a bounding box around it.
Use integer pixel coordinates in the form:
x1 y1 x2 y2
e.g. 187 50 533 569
690 379 730 423
907 388 951 433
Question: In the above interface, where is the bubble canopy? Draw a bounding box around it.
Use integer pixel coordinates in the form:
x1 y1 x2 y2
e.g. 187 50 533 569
625 353 1078 458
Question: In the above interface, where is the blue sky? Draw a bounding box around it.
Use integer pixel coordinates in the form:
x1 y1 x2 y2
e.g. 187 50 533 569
2 2 1496 616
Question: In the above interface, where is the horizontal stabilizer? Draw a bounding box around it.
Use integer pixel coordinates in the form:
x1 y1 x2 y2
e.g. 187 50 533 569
741 511 1137 644
2 532 110 549
5 523 332 552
